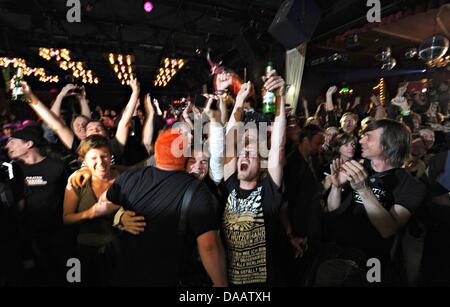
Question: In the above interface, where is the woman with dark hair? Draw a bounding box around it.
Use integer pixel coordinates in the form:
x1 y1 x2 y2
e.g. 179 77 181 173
334 133 357 162
323 133 357 190
63 135 120 286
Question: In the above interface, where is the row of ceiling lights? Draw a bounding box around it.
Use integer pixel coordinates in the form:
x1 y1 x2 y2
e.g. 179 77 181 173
108 53 136 86
0 57 59 83
39 48 99 84
154 58 185 87
3 50 186 87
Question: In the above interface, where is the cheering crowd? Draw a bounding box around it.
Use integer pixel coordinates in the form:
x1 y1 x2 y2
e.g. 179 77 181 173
0 67 449 287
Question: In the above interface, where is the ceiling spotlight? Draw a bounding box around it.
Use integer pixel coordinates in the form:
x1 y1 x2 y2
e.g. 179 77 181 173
405 48 418 59
375 47 392 62
144 1 154 13
328 53 342 62
381 57 397 70
419 35 449 62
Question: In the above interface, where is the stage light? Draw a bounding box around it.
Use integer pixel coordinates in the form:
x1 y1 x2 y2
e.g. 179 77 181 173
144 1 154 13
419 35 449 62
381 57 397 71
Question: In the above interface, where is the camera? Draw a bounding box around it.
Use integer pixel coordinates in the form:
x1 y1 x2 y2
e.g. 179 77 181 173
64 75 84 95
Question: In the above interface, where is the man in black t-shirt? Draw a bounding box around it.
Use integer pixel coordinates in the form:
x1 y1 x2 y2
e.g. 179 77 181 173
284 125 325 255
324 119 426 285
5 126 72 285
102 128 227 286
222 71 286 286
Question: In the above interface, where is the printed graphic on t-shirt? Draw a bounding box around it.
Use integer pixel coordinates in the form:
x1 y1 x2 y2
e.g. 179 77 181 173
223 186 267 285
353 186 388 207
25 176 47 186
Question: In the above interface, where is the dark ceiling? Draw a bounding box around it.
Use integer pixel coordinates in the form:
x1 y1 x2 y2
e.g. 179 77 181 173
0 0 447 107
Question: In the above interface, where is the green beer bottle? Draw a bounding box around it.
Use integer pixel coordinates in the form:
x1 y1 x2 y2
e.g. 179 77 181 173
262 61 275 115
11 68 24 101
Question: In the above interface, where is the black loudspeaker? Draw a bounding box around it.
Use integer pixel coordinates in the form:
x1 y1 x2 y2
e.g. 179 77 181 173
233 26 264 64
268 0 322 50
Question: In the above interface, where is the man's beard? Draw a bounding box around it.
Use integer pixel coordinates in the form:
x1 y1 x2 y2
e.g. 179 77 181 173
238 169 258 181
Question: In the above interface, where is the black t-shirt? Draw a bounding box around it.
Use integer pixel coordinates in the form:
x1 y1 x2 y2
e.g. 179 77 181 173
17 157 68 233
71 137 125 165
106 167 218 286
427 150 449 195
424 150 450 225
325 162 427 260
222 173 283 286
284 150 323 241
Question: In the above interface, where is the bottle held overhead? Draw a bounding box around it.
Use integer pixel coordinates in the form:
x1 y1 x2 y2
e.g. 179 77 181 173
11 68 24 102
262 61 276 115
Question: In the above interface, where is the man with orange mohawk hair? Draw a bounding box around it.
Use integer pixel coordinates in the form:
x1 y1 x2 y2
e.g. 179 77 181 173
98 128 227 286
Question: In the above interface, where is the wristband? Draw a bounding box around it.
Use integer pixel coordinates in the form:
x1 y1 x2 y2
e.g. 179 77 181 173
113 207 125 230
401 109 411 116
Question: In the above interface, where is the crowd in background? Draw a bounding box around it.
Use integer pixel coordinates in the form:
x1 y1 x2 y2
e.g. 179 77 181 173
0 67 449 287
